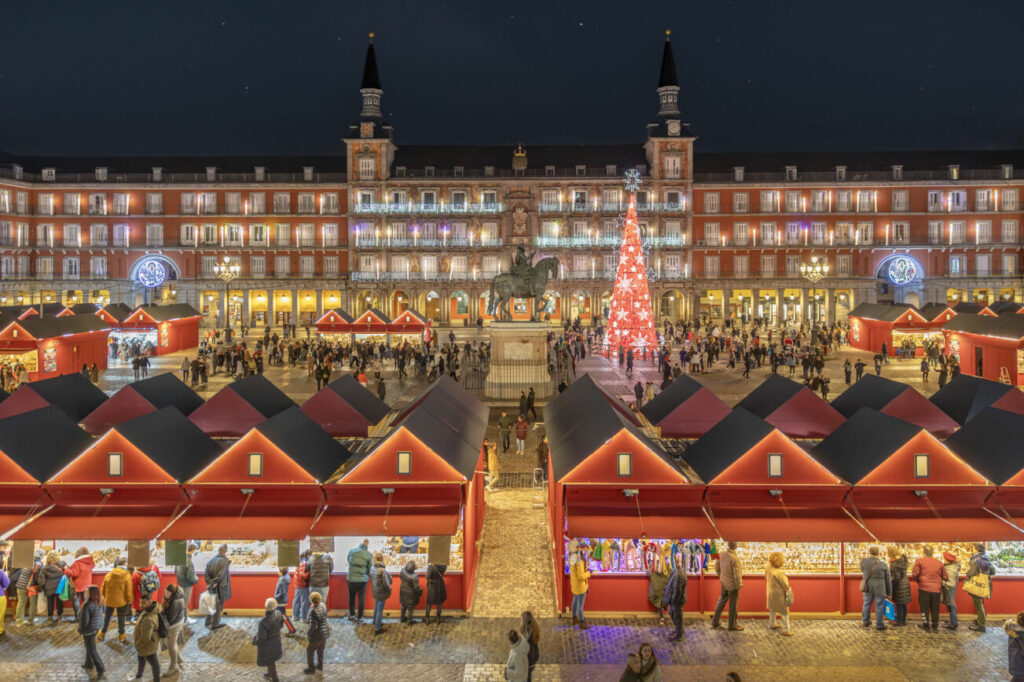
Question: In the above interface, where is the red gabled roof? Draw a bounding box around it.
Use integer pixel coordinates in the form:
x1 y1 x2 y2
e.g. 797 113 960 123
858 429 989 487
187 388 269 437
645 385 731 438
301 387 375 437
992 389 1024 416
764 387 846 439
351 308 391 332
560 428 690 485
878 387 959 438
80 386 157 435
389 309 428 332
338 426 465 484
891 307 930 327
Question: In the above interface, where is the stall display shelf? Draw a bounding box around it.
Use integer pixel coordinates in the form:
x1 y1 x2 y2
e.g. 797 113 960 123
842 541 1024 575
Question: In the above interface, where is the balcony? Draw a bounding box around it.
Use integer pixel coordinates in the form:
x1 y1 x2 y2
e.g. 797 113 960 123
351 202 504 215
352 237 503 248
537 202 685 215
350 270 500 282
533 236 686 248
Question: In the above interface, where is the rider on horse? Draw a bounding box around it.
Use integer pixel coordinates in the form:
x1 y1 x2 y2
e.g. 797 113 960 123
510 245 536 297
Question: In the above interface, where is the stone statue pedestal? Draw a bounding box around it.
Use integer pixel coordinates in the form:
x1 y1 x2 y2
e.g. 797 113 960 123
484 321 553 402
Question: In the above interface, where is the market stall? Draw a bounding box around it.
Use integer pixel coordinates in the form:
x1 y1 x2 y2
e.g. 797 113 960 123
388 309 429 343
314 375 488 613
734 374 845 439
56 303 102 318
638 374 731 438
813 408 1024 614
81 373 203 435
188 374 297 437
350 308 391 341
930 374 1024 426
118 304 201 356
940 313 1024 386
96 303 133 327
847 303 917 356
314 308 354 341
829 374 959 437
0 314 110 381
545 375 712 614
301 373 393 437
0 372 108 421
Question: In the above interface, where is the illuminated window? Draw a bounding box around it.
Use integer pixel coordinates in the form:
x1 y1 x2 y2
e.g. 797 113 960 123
914 453 929 478
617 453 632 477
397 451 411 476
768 453 783 478
248 452 263 477
107 452 122 477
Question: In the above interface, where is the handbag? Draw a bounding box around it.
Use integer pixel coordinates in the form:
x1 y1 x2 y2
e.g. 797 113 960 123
283 615 296 634
963 572 991 599
859 560 881 593
25 565 39 598
785 585 795 607
882 599 896 621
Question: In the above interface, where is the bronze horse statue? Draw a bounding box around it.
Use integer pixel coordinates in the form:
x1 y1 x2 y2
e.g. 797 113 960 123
486 256 560 321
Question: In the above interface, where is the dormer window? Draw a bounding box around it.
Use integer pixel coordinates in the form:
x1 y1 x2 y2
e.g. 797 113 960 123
425 166 435 177
914 453 929 478
248 452 263 477
545 166 555 177
733 167 745 183
254 167 266 182
617 453 632 477
95 167 108 182
397 451 411 475
575 165 586 177
892 165 903 181
768 453 783 477
454 166 464 177
42 168 55 182
107 452 123 477
835 166 847 182
484 166 494 177
785 166 797 182
948 165 960 181
606 165 617 176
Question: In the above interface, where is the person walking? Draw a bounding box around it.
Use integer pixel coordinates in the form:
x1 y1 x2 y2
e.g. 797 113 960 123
162 583 186 676
843 358 852 384
911 545 948 632
527 387 537 421
1003 611 1024 681
346 539 373 623
520 611 540 682
486 441 500 491
308 550 333 609
98 556 132 643
424 563 447 624
304 591 329 674
887 546 911 626
174 543 199 624
399 560 421 624
711 541 743 631
518 390 528 420
129 594 162 682
663 554 687 641
292 550 312 625
766 552 794 636
941 551 962 630
570 548 591 630
203 544 232 631
370 552 392 635
967 542 997 632
78 585 106 678
515 414 528 456
274 567 290 616
254 598 284 682
498 410 514 453
860 546 892 631
133 559 161 621
505 629 530 682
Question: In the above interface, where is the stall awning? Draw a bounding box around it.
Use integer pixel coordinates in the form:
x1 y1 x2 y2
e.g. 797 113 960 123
311 513 458 537
860 516 1024 542
566 514 715 539
711 516 874 542
8 514 174 541
160 515 316 541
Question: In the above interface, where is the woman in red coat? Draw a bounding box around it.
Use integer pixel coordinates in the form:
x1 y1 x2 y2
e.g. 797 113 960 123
66 547 95 619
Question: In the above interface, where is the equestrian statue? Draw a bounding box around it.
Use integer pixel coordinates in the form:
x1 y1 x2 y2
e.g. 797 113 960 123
486 246 559 322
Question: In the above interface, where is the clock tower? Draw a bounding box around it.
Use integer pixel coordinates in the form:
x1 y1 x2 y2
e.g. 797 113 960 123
644 30 695 182
344 34 397 182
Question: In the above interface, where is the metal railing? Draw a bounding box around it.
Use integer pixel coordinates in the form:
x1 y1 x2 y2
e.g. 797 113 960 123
532 236 686 247
349 270 501 282
537 202 685 214
351 202 504 215
352 237 503 248
0 168 348 184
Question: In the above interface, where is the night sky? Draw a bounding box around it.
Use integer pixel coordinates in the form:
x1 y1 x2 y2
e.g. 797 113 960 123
3 0 1023 157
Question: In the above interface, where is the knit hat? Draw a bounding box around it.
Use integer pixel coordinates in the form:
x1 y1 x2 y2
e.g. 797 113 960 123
943 552 957 563
265 598 278 611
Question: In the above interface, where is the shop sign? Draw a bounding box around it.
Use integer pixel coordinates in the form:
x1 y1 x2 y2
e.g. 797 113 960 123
1017 348 1024 373
43 346 57 373
309 536 335 553
160 324 169 347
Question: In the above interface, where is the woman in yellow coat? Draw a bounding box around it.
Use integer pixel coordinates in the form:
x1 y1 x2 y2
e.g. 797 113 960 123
765 551 794 636
569 549 591 630
486 441 499 491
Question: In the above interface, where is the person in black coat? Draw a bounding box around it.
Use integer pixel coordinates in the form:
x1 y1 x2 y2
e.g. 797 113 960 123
254 598 284 682
79 585 105 677
518 390 528 420
399 561 421 624
526 387 537 421
304 592 329 673
425 564 447 624
203 544 232 630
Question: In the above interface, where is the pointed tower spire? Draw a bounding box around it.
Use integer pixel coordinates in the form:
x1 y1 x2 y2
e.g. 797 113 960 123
656 30 680 118
360 33 383 119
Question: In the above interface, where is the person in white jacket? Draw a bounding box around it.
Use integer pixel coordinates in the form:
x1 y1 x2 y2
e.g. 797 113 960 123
505 629 530 682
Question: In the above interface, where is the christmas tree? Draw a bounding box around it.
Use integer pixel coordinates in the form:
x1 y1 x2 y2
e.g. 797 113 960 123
605 170 658 352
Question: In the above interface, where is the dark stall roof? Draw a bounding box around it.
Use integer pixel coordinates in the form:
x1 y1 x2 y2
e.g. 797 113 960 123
133 303 201 321
918 303 954 321
847 302 914 323
735 374 804 419
942 313 1024 341
944 407 1024 485
66 303 100 315
830 374 910 417
25 373 108 421
228 374 296 417
640 374 706 424
0 405 94 482
680 408 774 484
256 407 354 483
544 374 672 481
952 302 987 314
990 301 1024 314
117 407 222 482
100 303 133 322
929 374 1016 425
811 408 921 484
326 374 391 423
129 373 204 415
12 314 109 337
392 376 488 479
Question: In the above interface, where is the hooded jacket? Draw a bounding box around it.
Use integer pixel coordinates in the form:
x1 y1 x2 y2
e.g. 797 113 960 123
505 634 530 682
254 608 284 667
308 553 333 588
426 564 447 605
134 602 163 657
101 566 133 609
67 554 95 593
40 560 66 596
399 561 421 607
370 562 392 602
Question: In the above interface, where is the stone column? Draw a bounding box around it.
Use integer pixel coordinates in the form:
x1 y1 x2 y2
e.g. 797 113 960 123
723 287 733 321
291 289 299 325
241 288 250 328
799 287 807 324
752 288 761 321
826 288 836 326
315 289 323 320
218 288 227 329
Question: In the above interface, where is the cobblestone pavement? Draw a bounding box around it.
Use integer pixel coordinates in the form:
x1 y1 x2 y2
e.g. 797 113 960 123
0 613 1013 680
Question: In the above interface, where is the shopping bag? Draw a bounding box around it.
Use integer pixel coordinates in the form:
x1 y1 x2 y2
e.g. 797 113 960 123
963 573 991 599
283 615 296 634
882 598 895 621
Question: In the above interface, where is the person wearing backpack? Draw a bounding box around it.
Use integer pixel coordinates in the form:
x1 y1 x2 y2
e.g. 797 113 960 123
41 551 67 624
132 561 161 623
174 543 199 625
370 552 392 635
967 542 998 633
78 585 105 678
130 593 162 682
162 583 186 676
14 549 44 626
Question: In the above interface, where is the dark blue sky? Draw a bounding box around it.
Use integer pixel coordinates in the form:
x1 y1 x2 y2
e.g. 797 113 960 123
2 0 1023 156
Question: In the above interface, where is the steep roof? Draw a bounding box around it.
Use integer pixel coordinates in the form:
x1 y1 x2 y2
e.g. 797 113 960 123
129 373 204 415
941 312 1024 341
830 374 911 417
11 314 109 338
847 302 915 323
23 373 108 421
227 374 297 417
117 407 222 482
326 373 391 424
929 374 1016 425
640 373 706 424
658 33 678 88
0 406 94 482
735 374 804 418
256 407 354 483
918 303 954 322
811 408 921 483
132 303 201 322
944 407 1024 485
99 303 133 322
361 40 381 90
680 408 775 483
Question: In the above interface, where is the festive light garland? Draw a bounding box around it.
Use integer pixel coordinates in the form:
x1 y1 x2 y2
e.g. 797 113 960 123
604 173 658 351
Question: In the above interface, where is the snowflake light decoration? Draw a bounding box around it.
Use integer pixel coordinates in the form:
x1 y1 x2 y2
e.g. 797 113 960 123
136 259 167 288
886 256 918 285
624 168 642 192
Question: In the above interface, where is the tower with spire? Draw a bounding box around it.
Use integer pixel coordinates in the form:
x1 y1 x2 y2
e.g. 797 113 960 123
644 30 695 178
656 30 680 118
345 33 396 183
359 34 383 119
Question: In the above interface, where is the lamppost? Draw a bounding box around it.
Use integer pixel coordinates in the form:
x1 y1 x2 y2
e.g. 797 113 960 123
799 256 829 324
213 256 240 341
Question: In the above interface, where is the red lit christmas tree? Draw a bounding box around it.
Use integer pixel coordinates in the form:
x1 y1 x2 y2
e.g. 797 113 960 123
605 170 658 352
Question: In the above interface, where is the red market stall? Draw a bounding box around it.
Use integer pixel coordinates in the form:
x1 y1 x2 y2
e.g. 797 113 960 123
81 373 204 435
929 374 1024 425
848 303 919 356
0 315 110 381
314 375 488 614
545 375 712 614
388 309 429 340
638 374 731 438
941 313 1024 386
314 308 354 337
813 408 1024 615
682 407 870 614
0 372 108 421
119 304 201 355
301 373 392 437
188 374 297 437
830 374 959 437
734 374 845 439
56 303 103 318
350 308 391 339
97 303 133 327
